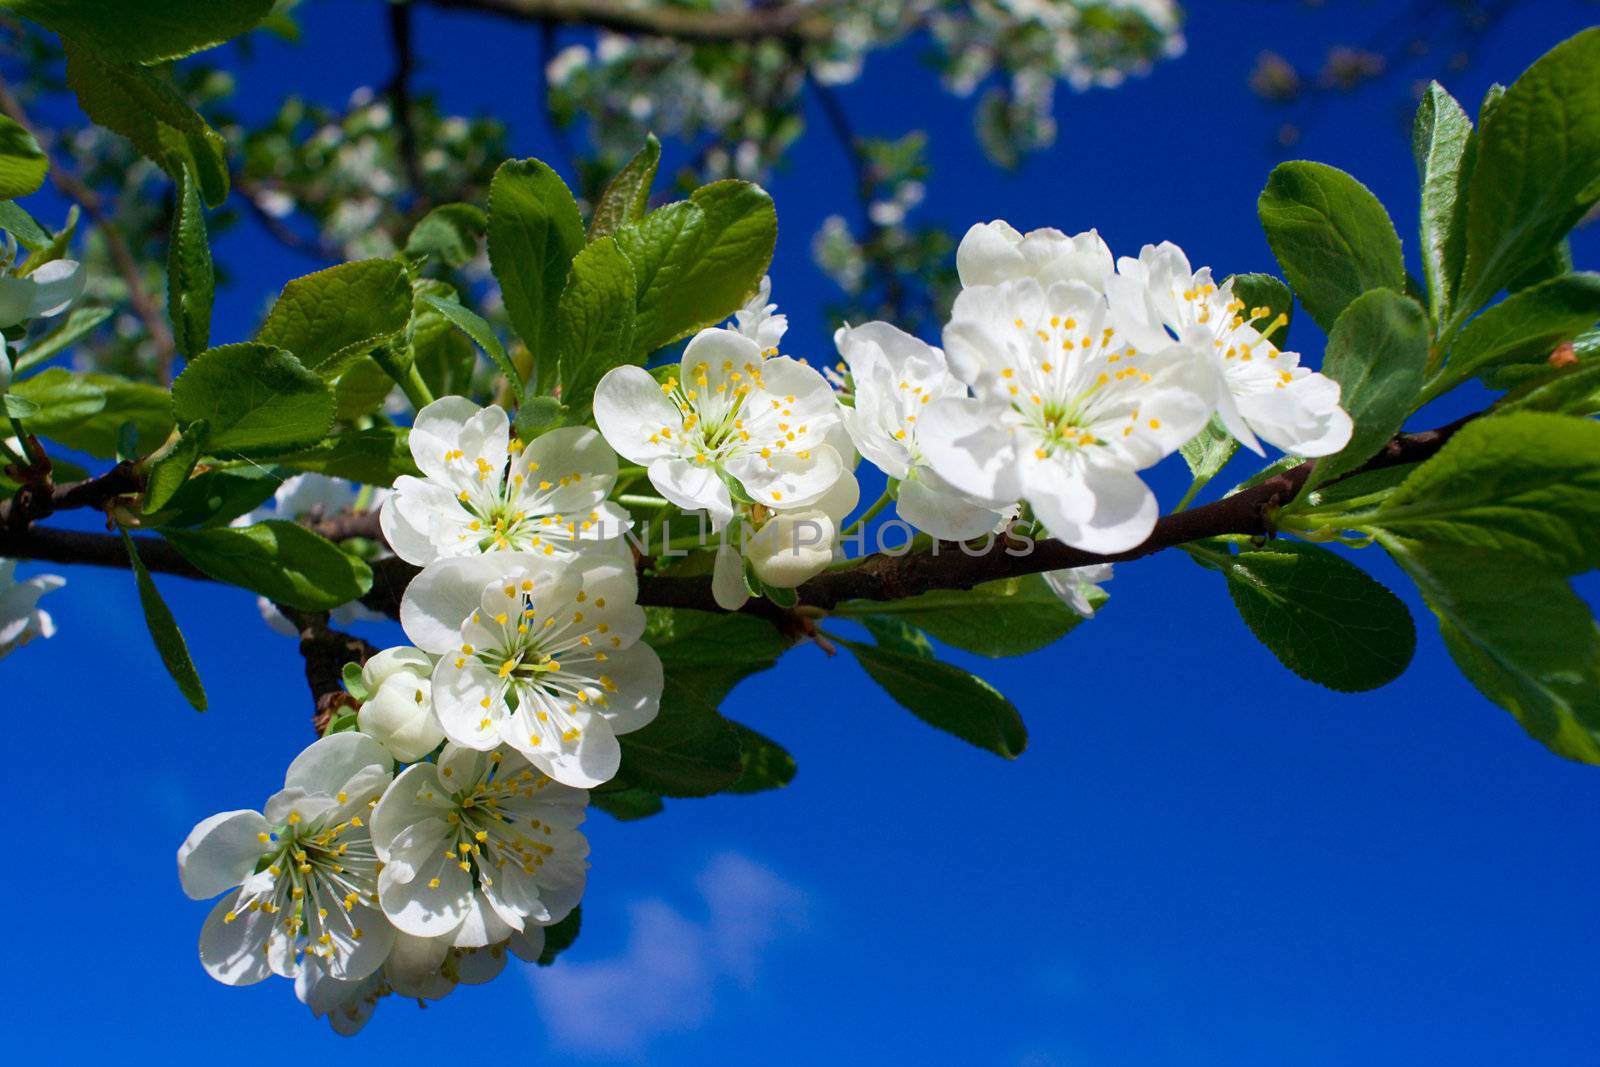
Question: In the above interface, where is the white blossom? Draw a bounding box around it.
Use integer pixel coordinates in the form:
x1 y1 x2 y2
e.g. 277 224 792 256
1044 563 1112 618
381 396 630 566
592 327 844 530
400 553 662 788
0 558 63 658
357 647 447 763
734 275 788 355
1107 242 1353 458
921 276 1213 553
178 733 396 986
835 320 1005 540
368 743 588 950
713 465 860 610
956 220 1113 291
0 259 84 329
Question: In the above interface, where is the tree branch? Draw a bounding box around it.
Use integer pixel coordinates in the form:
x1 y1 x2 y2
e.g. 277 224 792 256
419 0 832 43
386 0 430 214
0 415 1477 626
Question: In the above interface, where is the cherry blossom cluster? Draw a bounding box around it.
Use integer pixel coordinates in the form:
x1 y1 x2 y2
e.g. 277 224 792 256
175 218 1351 1033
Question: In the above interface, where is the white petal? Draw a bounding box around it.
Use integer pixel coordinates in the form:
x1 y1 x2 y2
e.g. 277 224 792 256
198 891 274 986
283 732 393 796
368 763 445 860
955 220 1026 286
400 554 533 653
177 810 269 900
594 638 664 735
592 364 683 464
648 457 733 529
896 470 1005 541
712 541 750 611
918 397 1022 506
26 259 85 319
379 845 473 939
1029 456 1158 554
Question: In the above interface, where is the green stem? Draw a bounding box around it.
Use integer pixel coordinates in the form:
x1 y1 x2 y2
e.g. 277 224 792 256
399 364 436 411
617 494 670 509
1172 476 1207 512
841 488 892 538
6 413 41 467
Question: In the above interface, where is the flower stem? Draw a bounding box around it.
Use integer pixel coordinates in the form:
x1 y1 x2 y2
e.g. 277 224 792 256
841 488 892 538
617 494 670 509
6 412 41 467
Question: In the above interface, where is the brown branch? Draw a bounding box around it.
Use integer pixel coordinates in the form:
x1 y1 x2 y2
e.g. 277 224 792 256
420 0 833 43
276 604 382 735
386 0 430 214
233 175 341 263
0 73 179 380
0 460 143 531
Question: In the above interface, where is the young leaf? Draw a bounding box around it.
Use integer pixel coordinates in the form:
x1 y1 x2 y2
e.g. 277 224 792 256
170 343 335 455
1309 288 1430 486
166 165 213 358
1179 417 1240 492
9 306 112 376
614 181 777 355
258 260 413 377
1412 82 1475 325
8 367 173 457
419 294 521 400
590 788 665 821
1216 540 1415 693
404 203 487 269
0 114 47 200
1497 360 1600 418
4 0 275 64
63 43 228 206
1445 272 1600 380
0 200 51 250
1368 412 1600 574
1456 29 1600 321
556 237 637 404
145 466 282 529
1258 161 1405 334
276 426 420 486
839 637 1028 758
161 521 372 612
1384 537 1600 764
486 158 585 373
119 527 206 711
589 134 660 240
140 421 206 514
839 575 1088 659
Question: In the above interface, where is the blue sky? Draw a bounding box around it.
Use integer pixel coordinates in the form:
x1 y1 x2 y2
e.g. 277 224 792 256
6 2 1600 1063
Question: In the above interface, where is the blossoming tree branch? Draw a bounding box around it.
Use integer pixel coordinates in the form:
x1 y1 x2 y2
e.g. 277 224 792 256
0 2 1598 1036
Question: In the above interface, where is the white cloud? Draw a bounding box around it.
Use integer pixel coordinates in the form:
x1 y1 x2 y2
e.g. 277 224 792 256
528 851 808 1057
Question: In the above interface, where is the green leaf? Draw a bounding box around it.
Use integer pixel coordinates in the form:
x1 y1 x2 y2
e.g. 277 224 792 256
166 165 213 359
1258 160 1405 334
10 306 112 376
1367 412 1600 574
162 521 372 611
1456 29 1600 320
589 134 660 240
614 180 777 355
276 427 419 486
140 421 206 514
1497 360 1600 417
859 614 935 659
613 687 743 797
590 788 664 821
120 527 206 711
1216 540 1415 693
1447 273 1600 380
3 0 274 64
536 905 581 966
0 200 51 249
404 203 486 269
1228 272 1295 345
1383 537 1600 764
839 637 1028 758
727 722 797 794
171 343 335 455
63 42 228 206
1180 416 1240 489
147 466 282 528
556 236 637 405
643 607 785 705
0 114 47 200
2 393 39 418
513 396 566 438
419 294 519 398
1412 82 1475 324
8 367 173 457
1310 289 1430 486
486 158 585 375
839 574 1089 658
257 260 413 377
